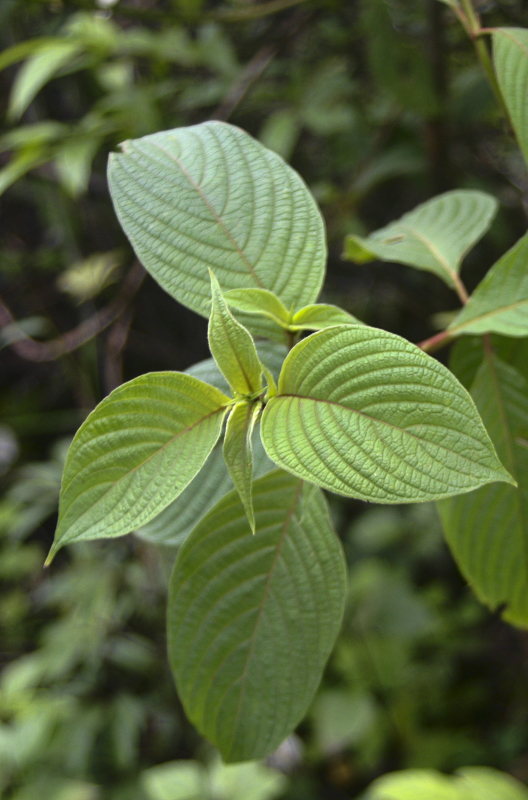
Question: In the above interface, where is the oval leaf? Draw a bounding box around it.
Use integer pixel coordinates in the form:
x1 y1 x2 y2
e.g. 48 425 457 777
344 190 498 295
438 354 528 626
168 470 347 762
448 231 528 338
261 325 512 503
48 373 229 562
493 28 528 169
208 271 262 396
108 121 326 317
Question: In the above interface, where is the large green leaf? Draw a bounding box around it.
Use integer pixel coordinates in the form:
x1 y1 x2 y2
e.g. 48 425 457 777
448 231 528 337
438 353 528 626
168 470 346 762
261 325 512 503
108 122 326 317
134 434 274 548
48 373 229 562
493 28 528 169
208 272 262 397
223 402 261 532
344 190 498 296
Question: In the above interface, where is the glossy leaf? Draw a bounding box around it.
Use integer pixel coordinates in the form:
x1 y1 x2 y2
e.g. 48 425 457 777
343 190 498 294
134 434 274 548
223 402 261 532
261 325 512 503
224 289 290 327
448 231 528 337
290 303 359 331
493 28 528 168
168 470 347 762
9 41 83 120
208 272 262 396
438 353 528 626
108 122 326 317
48 373 229 562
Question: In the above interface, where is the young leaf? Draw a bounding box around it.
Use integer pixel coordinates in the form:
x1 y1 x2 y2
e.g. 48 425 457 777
9 41 83 120
209 272 262 396
289 303 360 331
168 470 347 763
343 190 498 296
108 122 326 318
261 325 513 504
135 434 274 548
438 353 528 627
47 373 229 562
223 401 261 532
448 231 528 337
493 28 528 168
224 288 290 327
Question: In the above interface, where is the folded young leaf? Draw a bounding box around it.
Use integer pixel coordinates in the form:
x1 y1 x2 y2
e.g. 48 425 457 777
108 122 326 317
290 303 360 331
223 401 261 532
47 373 230 562
448 231 528 337
168 470 346 763
224 288 290 327
134 434 274 548
493 28 528 169
438 354 528 627
208 272 262 397
343 190 498 296
261 325 513 503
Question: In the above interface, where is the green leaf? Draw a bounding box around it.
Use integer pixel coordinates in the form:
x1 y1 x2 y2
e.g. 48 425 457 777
48 373 230 562
9 41 83 120
367 767 528 800
0 38 57 72
290 303 360 331
209 758 286 800
448 231 528 337
493 28 528 169
438 353 528 626
224 289 290 327
456 767 528 800
343 190 498 295
261 325 512 503
0 149 48 196
208 272 262 397
134 433 274 548
54 136 101 197
142 760 207 800
168 470 347 762
108 122 326 317
223 402 261 532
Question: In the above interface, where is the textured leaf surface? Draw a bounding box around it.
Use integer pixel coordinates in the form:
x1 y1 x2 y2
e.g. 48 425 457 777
261 326 512 503
448 231 528 337
438 353 528 626
208 272 262 396
134 434 274 548
290 303 359 330
343 190 497 292
168 470 347 762
108 122 326 317
493 28 528 168
223 402 261 532
49 373 229 560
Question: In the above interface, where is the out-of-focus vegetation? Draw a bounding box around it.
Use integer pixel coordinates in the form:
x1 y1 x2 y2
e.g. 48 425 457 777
2 0 528 798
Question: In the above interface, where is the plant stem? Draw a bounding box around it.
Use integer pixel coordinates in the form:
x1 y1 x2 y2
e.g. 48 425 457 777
418 328 454 354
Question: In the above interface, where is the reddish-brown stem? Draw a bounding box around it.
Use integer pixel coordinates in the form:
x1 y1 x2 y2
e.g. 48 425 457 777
417 328 454 354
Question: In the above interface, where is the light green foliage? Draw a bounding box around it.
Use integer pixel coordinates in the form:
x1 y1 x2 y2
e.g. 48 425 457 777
168 470 347 762
223 402 261 532
344 190 498 294
289 303 359 330
208 272 262 397
438 352 528 626
261 325 511 503
108 122 326 318
448 231 528 337
493 28 528 167
49 373 229 561
366 766 528 799
224 289 290 327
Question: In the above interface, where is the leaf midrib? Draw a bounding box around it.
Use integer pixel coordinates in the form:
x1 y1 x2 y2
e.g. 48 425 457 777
450 296 528 334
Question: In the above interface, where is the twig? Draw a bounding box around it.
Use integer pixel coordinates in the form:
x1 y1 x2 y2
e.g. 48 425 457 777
104 306 134 393
212 44 277 121
0 261 145 363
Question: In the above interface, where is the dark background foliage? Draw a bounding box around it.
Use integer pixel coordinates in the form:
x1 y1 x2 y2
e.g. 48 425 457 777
2 1 528 798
